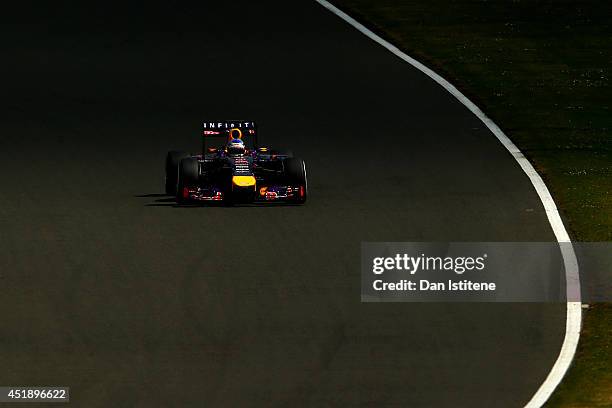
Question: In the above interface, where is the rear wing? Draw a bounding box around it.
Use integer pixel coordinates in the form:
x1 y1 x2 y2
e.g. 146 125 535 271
202 120 258 152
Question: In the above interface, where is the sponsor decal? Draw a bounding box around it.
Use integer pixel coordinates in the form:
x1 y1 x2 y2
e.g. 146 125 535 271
202 121 256 130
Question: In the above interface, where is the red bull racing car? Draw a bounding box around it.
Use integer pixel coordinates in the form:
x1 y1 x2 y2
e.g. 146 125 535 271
165 120 307 205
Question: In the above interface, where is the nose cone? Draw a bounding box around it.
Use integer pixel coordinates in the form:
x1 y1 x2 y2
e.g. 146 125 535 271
232 175 256 189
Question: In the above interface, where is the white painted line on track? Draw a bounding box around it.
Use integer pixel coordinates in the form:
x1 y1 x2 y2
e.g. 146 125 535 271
314 1 582 406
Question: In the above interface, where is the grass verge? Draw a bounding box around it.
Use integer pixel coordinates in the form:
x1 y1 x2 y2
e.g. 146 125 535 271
332 1 612 406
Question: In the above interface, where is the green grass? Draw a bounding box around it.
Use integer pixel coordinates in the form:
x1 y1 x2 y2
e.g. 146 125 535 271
548 304 612 407
332 1 612 405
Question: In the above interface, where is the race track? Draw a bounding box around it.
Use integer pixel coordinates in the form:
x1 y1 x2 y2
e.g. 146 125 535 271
0 2 565 407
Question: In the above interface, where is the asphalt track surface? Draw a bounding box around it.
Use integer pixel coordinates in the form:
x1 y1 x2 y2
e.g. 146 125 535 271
0 2 566 407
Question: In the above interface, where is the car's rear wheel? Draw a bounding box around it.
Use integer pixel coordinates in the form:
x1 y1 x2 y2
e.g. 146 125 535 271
176 158 199 204
165 151 190 195
283 157 307 204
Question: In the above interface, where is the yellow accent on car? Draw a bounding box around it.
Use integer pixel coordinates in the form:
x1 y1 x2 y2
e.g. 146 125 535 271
232 175 256 189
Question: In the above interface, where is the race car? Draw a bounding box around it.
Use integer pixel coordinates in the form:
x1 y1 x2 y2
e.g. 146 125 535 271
165 120 307 205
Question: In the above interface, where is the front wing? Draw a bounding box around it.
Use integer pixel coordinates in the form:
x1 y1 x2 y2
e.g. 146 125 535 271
180 183 306 203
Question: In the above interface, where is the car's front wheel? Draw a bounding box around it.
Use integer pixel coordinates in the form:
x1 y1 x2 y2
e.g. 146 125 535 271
165 151 190 195
283 157 307 204
176 158 199 204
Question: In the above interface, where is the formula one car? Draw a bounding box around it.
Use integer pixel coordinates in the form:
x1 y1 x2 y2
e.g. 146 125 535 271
165 120 307 205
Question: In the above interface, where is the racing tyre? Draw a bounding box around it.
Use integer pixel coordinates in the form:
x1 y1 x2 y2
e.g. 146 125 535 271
176 158 199 204
165 151 190 195
283 157 307 204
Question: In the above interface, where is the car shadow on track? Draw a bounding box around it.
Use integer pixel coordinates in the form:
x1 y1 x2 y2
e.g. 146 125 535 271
135 194 303 208
134 193 168 198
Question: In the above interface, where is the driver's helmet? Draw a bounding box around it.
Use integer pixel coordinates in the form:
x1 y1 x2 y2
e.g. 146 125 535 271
227 138 245 155
229 128 242 140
